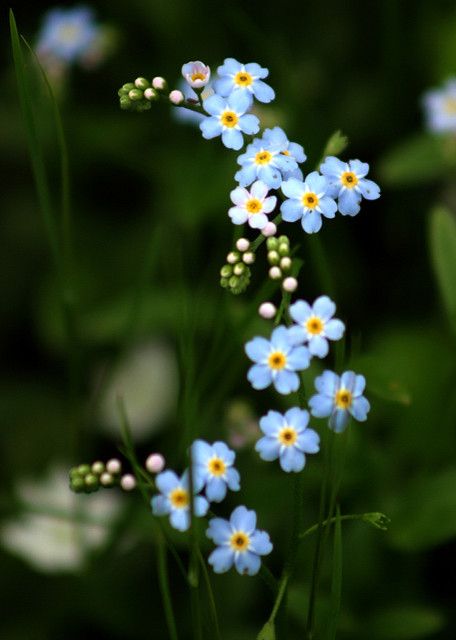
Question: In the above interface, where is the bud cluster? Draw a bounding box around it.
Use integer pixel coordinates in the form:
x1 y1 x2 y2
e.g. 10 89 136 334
220 238 255 294
266 236 298 292
69 458 122 493
118 76 171 112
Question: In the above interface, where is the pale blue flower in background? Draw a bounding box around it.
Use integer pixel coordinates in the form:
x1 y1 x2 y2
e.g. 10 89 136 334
422 78 456 133
36 6 99 63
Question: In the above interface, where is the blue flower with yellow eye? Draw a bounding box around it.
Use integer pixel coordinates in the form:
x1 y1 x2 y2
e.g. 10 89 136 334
191 440 240 502
206 506 273 575
423 78 456 133
200 92 260 150
245 325 311 395
288 296 345 358
36 6 98 63
309 370 370 433
214 58 275 104
256 408 320 472
236 138 298 189
280 171 337 233
151 470 209 531
320 157 380 216
262 127 306 179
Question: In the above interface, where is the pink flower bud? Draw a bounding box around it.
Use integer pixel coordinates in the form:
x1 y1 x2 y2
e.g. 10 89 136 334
259 302 277 319
283 277 298 292
262 222 277 237
236 238 250 252
144 88 157 101
106 458 121 475
146 453 165 474
169 90 184 105
269 266 282 280
152 76 166 90
242 252 255 264
120 474 137 491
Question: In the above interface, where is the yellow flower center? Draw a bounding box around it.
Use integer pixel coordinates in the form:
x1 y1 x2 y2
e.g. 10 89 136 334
340 171 359 189
58 25 80 43
221 111 239 128
191 72 206 82
230 531 250 552
234 71 253 87
246 198 263 214
278 426 298 447
255 150 272 165
302 192 319 209
169 487 189 509
306 316 323 335
444 97 456 115
268 351 287 370
335 389 352 409
207 457 226 477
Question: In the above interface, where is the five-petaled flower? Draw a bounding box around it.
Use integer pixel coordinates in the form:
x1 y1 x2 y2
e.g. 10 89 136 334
236 138 298 189
320 156 380 216
214 58 275 104
36 6 99 63
191 440 240 502
200 92 260 150
261 126 306 180
288 296 345 358
181 60 211 88
281 171 337 233
206 505 273 575
309 370 370 433
245 325 311 395
422 78 456 133
151 469 209 531
229 180 277 229
255 408 320 472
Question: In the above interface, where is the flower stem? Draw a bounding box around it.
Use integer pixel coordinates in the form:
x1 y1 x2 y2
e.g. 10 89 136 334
157 528 180 640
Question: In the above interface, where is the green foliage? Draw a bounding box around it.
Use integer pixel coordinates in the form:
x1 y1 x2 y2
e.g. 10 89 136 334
362 605 445 639
429 205 456 333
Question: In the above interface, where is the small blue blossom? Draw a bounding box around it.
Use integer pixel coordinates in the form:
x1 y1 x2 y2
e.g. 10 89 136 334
288 296 345 358
191 440 240 502
320 156 380 216
262 126 306 179
200 92 260 150
309 370 370 433
214 58 275 104
229 180 277 229
422 78 456 133
206 506 273 575
151 469 209 531
36 6 99 63
255 408 320 472
236 138 298 189
245 325 311 395
281 172 337 233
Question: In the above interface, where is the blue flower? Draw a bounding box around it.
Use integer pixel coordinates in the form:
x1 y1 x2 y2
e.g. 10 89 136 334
214 58 275 104
320 156 380 216
191 440 240 502
309 370 370 433
36 6 99 63
229 180 277 229
245 325 311 395
206 506 273 575
262 127 306 179
199 92 260 150
423 78 456 133
236 138 298 189
151 469 209 531
288 296 345 358
280 172 337 233
255 408 320 472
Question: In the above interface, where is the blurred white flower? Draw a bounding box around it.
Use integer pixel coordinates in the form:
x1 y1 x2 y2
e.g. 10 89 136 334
1 466 123 573
98 340 178 441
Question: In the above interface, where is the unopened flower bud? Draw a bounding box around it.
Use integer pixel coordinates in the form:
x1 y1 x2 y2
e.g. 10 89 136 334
100 472 114 487
220 265 232 278
169 90 184 105
144 88 158 101
91 461 104 475
146 453 165 474
268 250 279 265
269 266 282 280
278 243 289 257
135 77 149 90
227 251 240 264
122 82 135 92
119 96 131 110
120 474 137 491
229 275 240 288
71 477 85 493
236 238 250 252
262 222 277 237
283 277 298 292
278 235 289 244
266 237 278 250
128 88 144 101
259 302 277 319
106 458 122 475
78 464 91 476
280 257 292 270
152 76 167 90
242 252 255 264
233 263 246 276
85 474 99 490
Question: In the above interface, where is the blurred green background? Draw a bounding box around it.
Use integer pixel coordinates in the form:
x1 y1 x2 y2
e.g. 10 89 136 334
1 0 456 638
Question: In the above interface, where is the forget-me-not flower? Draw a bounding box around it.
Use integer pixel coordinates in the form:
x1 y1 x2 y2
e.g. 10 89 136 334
320 156 380 216
36 6 99 63
200 92 260 150
309 370 370 433
262 126 306 179
236 138 298 189
255 408 320 472
245 325 311 395
281 172 337 233
191 440 240 502
206 505 273 575
288 296 345 358
151 469 209 531
214 58 275 104
181 60 211 88
229 180 277 229
422 78 456 133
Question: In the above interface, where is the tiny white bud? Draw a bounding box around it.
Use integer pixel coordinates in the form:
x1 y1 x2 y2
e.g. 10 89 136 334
259 302 277 319
227 251 239 264
169 89 184 105
152 76 166 90
233 263 245 276
242 252 255 264
262 222 277 237
146 453 166 474
269 266 282 280
268 250 279 264
120 474 137 491
283 277 298 292
280 257 292 270
236 238 250 252
106 458 122 475
91 461 104 475
144 88 157 100
100 472 114 486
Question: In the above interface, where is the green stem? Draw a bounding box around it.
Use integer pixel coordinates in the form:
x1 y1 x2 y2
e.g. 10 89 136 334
157 528 179 640
300 512 384 539
198 549 222 640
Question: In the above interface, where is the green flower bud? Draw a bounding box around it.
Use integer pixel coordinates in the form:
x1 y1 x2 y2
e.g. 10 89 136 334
280 257 292 271
233 263 246 276
278 235 289 245
78 464 91 476
69 467 81 480
135 77 150 90
220 277 229 288
118 87 129 97
220 264 232 278
267 250 279 265
85 474 99 490
266 237 278 250
227 251 240 264
229 275 239 288
70 477 85 493
119 96 132 110
128 88 144 101
122 82 135 92
91 461 105 475
278 243 289 257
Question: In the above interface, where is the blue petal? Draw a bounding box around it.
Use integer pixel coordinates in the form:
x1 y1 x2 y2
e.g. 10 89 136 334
206 517 231 544
213 76 234 96
247 364 272 389
200 117 223 139
288 142 306 163
255 436 281 461
228 90 251 114
155 470 179 494
151 494 170 516
302 210 323 234
350 396 370 421
313 295 335 320
274 370 300 394
309 393 334 418
358 178 380 200
218 57 242 75
191 439 212 463
308 335 329 358
280 447 305 472
203 94 226 116
297 429 320 454
234 551 261 575
287 346 311 370
206 477 228 502
290 299 312 324
338 189 361 216
213 441 234 463
325 319 345 340
329 409 349 433
320 156 344 178
253 80 275 103
284 407 309 431
271 325 292 352
318 196 337 218
353 374 366 396
240 114 260 134
231 506 256 533
349 159 369 177
226 467 241 490
222 128 244 150
249 530 273 555
208 546 234 573
287 325 307 346
245 337 270 362
281 198 303 222
170 509 190 531
258 165 282 189
315 370 339 395
259 410 284 436
235 165 257 187
305 171 327 193
281 178 304 199
194 495 209 516
245 62 268 79
340 370 357 391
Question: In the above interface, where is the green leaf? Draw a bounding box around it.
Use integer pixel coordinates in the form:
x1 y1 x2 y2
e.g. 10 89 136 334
326 506 342 640
257 620 275 640
364 605 445 639
318 130 348 166
429 205 456 332
388 467 456 551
